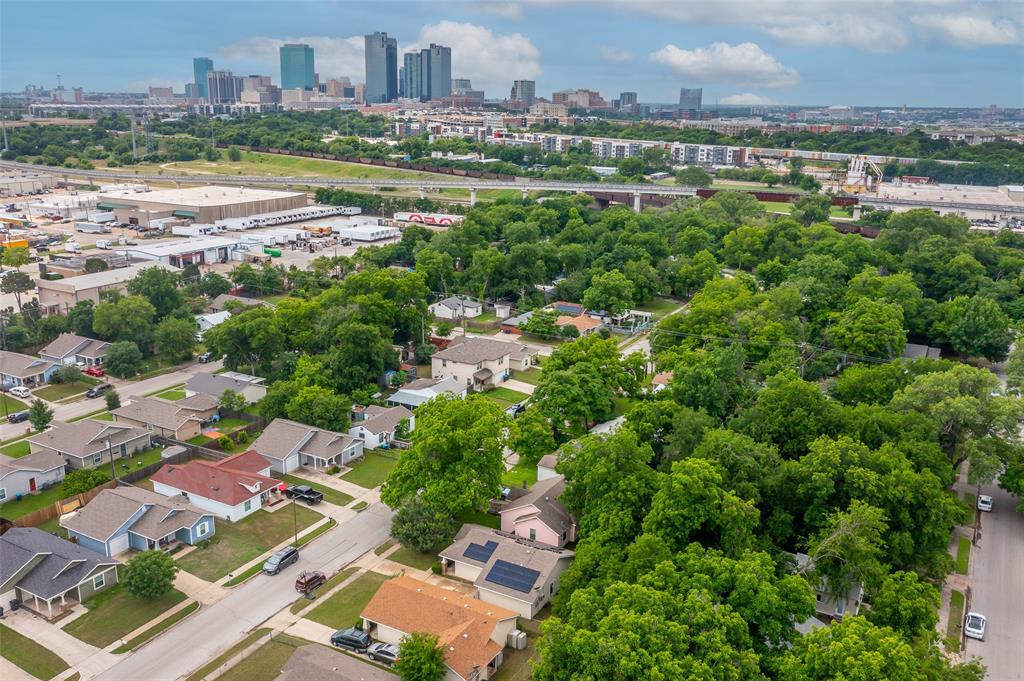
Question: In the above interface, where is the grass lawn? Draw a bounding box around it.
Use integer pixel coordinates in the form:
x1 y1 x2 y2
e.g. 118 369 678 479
37 516 68 538
485 387 530 404
90 411 114 421
0 394 29 413
0 622 70 680
33 379 98 402
637 297 682 319
155 388 186 401
955 536 971 575
0 480 72 520
306 571 391 630
184 628 271 681
289 567 358 614
0 438 31 457
63 585 187 648
279 474 354 507
176 506 324 582
388 545 438 571
513 367 543 386
455 508 500 529
113 601 200 653
341 451 397 489
214 417 251 432
502 460 539 489
214 633 309 681
947 589 965 651
963 492 977 514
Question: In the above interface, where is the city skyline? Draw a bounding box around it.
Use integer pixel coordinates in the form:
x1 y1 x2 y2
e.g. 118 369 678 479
1 1 1022 107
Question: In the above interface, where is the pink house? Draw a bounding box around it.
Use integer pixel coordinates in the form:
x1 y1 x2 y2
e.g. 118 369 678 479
499 476 576 548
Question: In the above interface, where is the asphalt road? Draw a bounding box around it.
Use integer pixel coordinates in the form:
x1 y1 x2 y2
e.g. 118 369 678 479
93 502 393 681
963 482 1024 680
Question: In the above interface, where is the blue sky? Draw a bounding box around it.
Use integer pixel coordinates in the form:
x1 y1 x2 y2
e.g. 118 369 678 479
2 0 1022 106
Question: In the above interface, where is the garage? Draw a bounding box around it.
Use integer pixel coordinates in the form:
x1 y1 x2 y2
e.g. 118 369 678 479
107 533 129 556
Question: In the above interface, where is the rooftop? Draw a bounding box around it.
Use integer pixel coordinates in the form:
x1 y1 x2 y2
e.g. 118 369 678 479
151 458 280 507
501 476 574 537
35 262 178 293
356 405 412 436
61 486 206 542
434 335 521 364
124 237 240 257
39 333 110 359
28 419 149 458
0 350 55 378
250 418 357 462
0 449 66 477
0 527 117 600
98 185 305 207
112 395 214 432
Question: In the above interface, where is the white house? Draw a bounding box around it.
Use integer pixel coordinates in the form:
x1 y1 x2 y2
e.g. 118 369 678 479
196 311 231 334
432 336 536 392
249 418 363 473
429 296 483 321
349 405 414 449
387 376 467 410
150 450 282 521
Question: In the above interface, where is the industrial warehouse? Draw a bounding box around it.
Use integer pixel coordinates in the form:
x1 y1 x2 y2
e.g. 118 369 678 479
96 185 308 226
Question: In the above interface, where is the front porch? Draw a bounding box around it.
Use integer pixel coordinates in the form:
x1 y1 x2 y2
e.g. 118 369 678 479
15 589 78 621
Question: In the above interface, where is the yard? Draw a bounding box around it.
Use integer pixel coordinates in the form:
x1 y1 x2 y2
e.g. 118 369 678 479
491 633 538 681
213 633 309 681
612 396 639 418
637 297 683 319
289 567 357 614
0 622 70 680
955 536 971 575
63 585 187 648
387 545 438 571
454 508 500 529
513 367 543 386
279 474 354 507
946 589 965 651
0 394 29 413
306 571 391 629
176 505 324 582
482 387 530 409
33 377 100 402
0 438 31 457
155 387 186 401
341 451 397 489
502 460 539 489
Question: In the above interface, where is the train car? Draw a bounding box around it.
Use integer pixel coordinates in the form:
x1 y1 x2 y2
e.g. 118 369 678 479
466 170 483 178
482 172 499 180
384 160 398 168
452 168 468 177
497 173 517 182
312 152 326 159
397 161 413 170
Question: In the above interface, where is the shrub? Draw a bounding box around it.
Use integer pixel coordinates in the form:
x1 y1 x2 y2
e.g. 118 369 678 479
234 430 250 445
217 435 233 449
328 465 341 475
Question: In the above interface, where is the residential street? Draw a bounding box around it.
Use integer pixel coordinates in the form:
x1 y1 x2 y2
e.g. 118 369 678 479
90 502 393 681
963 482 1024 680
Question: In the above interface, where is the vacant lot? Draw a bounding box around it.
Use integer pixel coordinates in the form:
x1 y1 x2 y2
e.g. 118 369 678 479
63 585 187 648
341 452 397 489
306 571 390 629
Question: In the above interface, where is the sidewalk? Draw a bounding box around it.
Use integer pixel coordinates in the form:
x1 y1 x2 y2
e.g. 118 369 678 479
3 608 118 680
102 598 200 653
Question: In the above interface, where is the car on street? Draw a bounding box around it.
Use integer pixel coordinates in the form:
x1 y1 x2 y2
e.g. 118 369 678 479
294 570 326 594
7 411 29 423
262 546 299 575
330 628 370 653
8 386 31 398
198 352 214 363
367 642 400 666
977 495 993 512
505 403 526 417
964 612 987 640
84 366 105 378
86 383 111 399
285 485 324 505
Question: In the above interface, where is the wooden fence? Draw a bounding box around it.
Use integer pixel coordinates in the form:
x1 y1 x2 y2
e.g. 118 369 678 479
12 480 118 528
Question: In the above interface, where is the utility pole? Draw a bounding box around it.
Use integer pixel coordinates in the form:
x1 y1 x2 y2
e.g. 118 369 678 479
130 115 137 161
292 498 298 547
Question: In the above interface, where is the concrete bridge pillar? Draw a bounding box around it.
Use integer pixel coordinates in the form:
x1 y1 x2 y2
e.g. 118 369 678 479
633 191 642 213
469 187 477 206
419 187 427 200
852 205 862 219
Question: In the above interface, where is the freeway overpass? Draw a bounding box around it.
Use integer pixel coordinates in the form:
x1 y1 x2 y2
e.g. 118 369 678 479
0 160 698 211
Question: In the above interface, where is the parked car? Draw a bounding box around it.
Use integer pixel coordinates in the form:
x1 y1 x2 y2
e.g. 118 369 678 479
330 628 370 653
367 642 400 666
7 411 29 423
198 352 214 363
85 383 111 399
505 403 526 417
295 570 326 594
8 386 31 398
262 546 299 575
84 366 105 378
285 485 324 505
977 495 993 512
964 612 986 640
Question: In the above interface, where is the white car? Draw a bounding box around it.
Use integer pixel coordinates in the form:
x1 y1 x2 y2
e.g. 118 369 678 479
964 612 986 640
8 386 32 398
977 495 993 512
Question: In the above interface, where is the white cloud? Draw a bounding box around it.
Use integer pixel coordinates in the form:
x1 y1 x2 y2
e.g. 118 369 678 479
650 42 799 89
720 93 777 105
477 2 524 20
408 21 541 93
218 35 365 80
599 47 633 63
912 14 1020 47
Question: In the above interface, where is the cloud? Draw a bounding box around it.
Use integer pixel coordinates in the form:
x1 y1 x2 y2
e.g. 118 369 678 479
721 93 777 105
650 42 799 89
218 35 365 80
599 47 633 63
408 21 541 93
477 2 524 20
912 14 1020 47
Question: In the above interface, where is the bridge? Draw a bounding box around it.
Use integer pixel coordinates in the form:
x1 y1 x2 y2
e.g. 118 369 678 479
0 160 698 211
857 194 1024 216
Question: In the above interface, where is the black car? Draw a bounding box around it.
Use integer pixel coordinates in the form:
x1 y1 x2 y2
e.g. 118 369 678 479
505 403 526 417
7 411 29 423
198 352 214 363
367 642 400 666
285 485 324 505
331 628 370 653
86 384 111 399
262 546 299 575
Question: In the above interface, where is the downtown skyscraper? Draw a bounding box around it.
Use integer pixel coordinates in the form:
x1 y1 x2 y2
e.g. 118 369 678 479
400 43 451 101
192 57 213 100
364 31 398 103
280 43 315 91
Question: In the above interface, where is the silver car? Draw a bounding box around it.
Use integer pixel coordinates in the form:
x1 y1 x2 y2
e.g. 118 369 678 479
964 612 986 640
367 642 400 666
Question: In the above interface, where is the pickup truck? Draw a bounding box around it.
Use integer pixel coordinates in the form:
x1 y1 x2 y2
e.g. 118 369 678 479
285 485 324 505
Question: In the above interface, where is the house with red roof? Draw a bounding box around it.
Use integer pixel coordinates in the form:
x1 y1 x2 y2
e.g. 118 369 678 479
150 450 284 521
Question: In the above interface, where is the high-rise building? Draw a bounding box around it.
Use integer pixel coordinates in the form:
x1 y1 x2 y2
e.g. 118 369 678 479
280 44 316 91
452 78 473 93
206 70 244 104
511 80 536 106
193 57 213 100
421 44 452 101
242 75 273 91
364 32 398 103
679 87 702 110
401 51 423 100
619 91 638 110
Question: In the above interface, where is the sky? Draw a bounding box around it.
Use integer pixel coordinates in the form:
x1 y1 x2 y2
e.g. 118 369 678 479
1 0 1022 107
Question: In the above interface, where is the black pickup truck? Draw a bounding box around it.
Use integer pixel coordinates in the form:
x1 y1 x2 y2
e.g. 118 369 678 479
285 485 324 505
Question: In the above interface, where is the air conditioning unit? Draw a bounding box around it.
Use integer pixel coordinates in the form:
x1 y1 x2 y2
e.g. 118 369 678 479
506 629 522 648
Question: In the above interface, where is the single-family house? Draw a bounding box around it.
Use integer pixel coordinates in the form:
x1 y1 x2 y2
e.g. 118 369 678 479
361 575 517 681
429 295 483 321
499 310 532 335
903 343 942 360
794 552 863 622
38 333 111 368
439 525 575 619
27 419 152 470
278 644 399 681
185 371 267 404
536 454 558 482
249 418 363 474
209 294 271 313
555 314 603 337
432 336 536 391
151 450 282 521
0 350 57 388
349 405 414 449
387 376 467 410
111 394 218 440
0 527 119 619
196 310 232 334
0 451 66 501
551 301 584 316
650 371 673 393
499 476 576 548
61 485 215 557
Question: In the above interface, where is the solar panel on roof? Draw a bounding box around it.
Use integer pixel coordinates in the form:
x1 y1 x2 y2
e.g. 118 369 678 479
484 559 541 594
463 539 499 562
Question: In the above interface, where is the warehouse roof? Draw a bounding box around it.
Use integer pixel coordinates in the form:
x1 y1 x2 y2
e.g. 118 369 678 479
124 237 239 258
34 262 178 293
98 185 305 207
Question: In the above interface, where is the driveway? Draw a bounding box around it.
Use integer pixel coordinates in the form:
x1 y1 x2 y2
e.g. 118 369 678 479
91 502 393 681
962 482 1024 680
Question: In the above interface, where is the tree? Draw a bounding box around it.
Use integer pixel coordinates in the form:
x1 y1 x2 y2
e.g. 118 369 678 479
198 272 232 298
218 388 247 412
104 388 121 411
153 317 197 362
66 300 95 336
62 468 109 495
93 295 156 346
932 295 1013 361
390 496 459 553
83 257 108 273
582 269 634 316
830 298 906 360
203 307 283 376
104 341 144 378
123 550 179 600
396 632 446 681
128 267 183 319
322 321 397 394
790 193 831 226
800 500 888 600
1 245 30 269
732 371 842 458
53 364 83 385
381 394 506 516
28 398 53 431
867 571 940 641
675 166 712 187
0 270 34 311
227 146 242 161
520 309 558 338
509 409 557 465
285 385 352 431
532 364 615 439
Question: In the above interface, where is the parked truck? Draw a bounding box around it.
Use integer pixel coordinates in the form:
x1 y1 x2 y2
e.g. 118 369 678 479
74 221 111 234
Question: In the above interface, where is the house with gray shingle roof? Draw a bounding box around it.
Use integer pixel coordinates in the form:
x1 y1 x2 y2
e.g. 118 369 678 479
0 527 118 619
0 450 66 501
39 333 111 368
250 418 363 474
61 485 215 557
28 419 152 470
185 371 267 404
428 295 483 321
111 395 218 440
431 336 536 391
499 476 576 548
349 405 414 449
0 350 57 388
